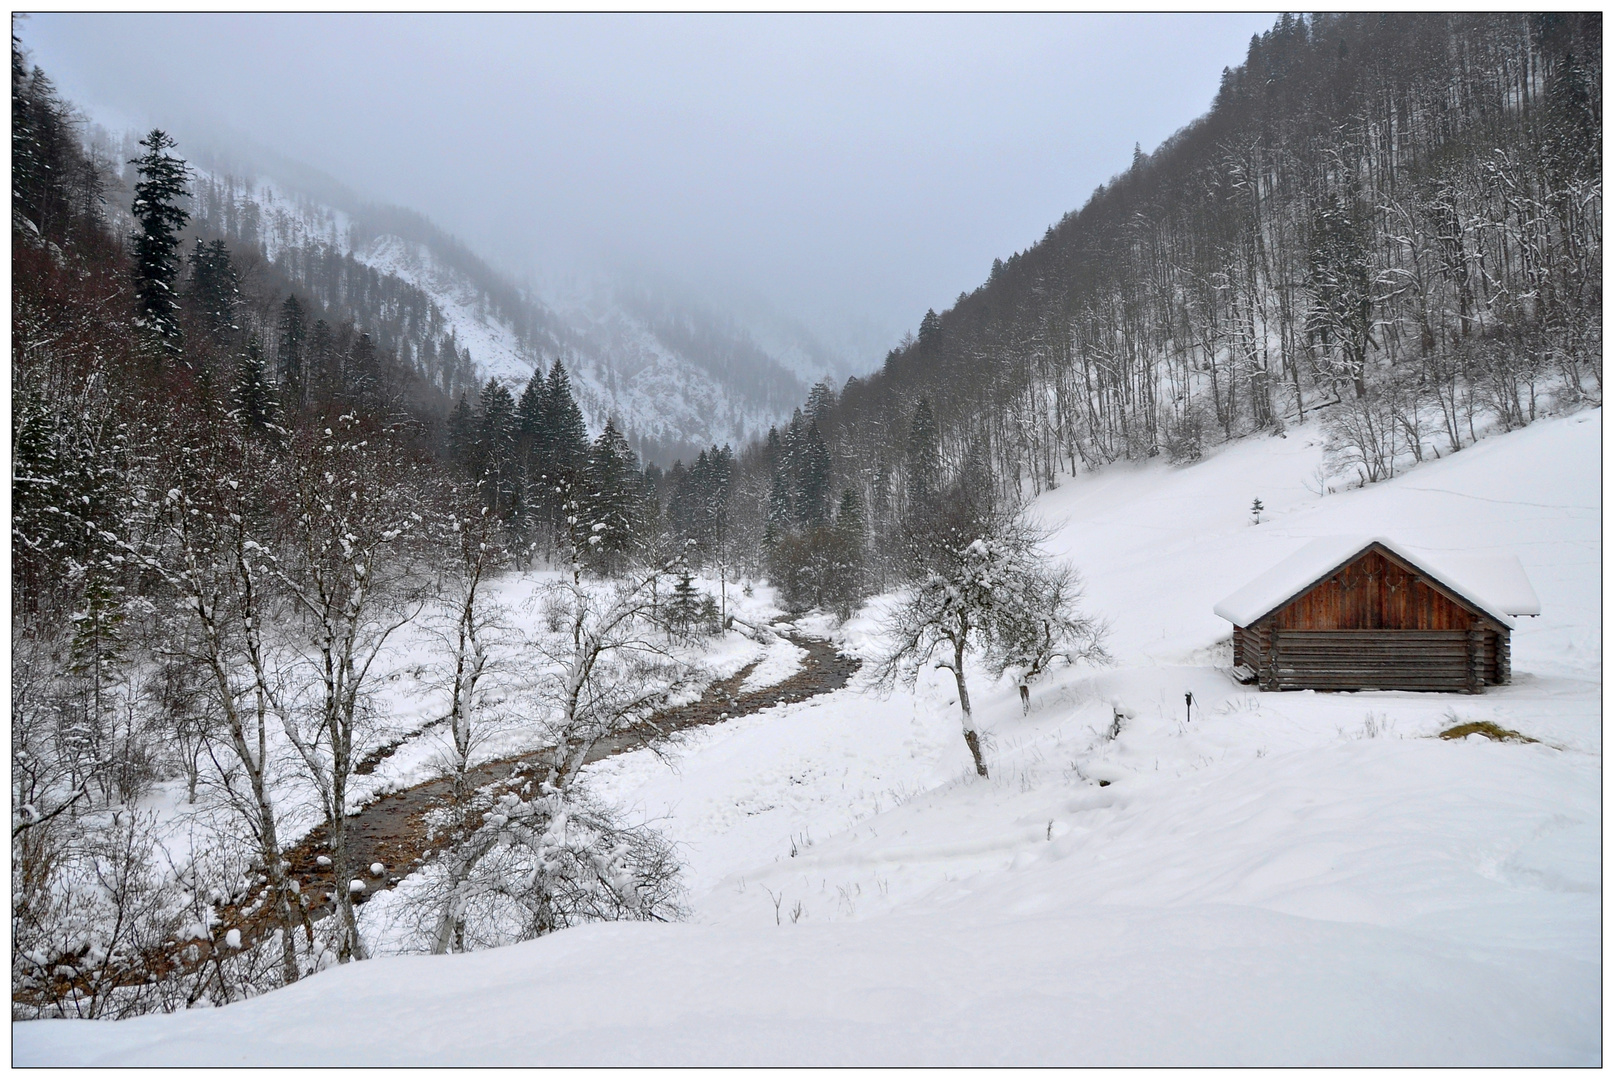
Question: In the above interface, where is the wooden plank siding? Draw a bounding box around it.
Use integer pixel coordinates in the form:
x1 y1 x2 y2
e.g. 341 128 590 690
1232 544 1511 693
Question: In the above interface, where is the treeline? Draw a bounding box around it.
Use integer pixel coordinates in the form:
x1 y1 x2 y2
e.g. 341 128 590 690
728 12 1601 584
12 41 698 1015
187 169 491 404
91 130 568 404
431 16 1604 621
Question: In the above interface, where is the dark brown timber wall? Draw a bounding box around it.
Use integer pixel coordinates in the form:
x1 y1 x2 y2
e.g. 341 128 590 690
1231 545 1510 693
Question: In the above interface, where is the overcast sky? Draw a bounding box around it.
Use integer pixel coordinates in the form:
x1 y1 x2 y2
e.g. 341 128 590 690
20 12 1275 355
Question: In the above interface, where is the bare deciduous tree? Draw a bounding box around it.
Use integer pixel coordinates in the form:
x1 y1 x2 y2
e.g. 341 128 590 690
269 418 429 963
877 491 1107 778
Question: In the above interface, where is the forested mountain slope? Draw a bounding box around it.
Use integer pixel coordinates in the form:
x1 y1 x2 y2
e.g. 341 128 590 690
781 13 1599 545
85 135 854 463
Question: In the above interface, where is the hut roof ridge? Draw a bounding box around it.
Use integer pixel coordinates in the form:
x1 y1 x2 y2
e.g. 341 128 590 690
1213 535 1540 629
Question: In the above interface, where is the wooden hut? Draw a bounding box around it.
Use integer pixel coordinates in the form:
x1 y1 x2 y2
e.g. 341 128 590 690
1214 537 1540 694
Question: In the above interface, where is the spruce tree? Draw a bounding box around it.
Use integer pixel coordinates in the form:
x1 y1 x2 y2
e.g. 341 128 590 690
664 545 703 639
129 129 190 353
543 360 590 481
584 419 639 575
448 393 476 470
276 294 307 409
185 237 239 345
536 360 591 541
827 487 868 617
515 369 546 435
703 444 734 565
905 396 941 506
347 332 383 411
475 378 518 515
793 421 832 528
308 318 336 405
805 379 837 425
232 336 279 431
513 369 546 527
764 467 793 549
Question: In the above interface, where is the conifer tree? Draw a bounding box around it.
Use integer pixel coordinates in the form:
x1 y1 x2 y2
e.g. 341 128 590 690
804 379 837 426
448 393 476 470
475 378 518 515
515 369 546 436
347 332 383 411
826 487 868 617
232 336 279 431
129 129 190 354
512 370 547 530
793 421 832 528
185 237 239 345
276 295 307 409
543 360 590 481
663 543 704 639
535 360 591 542
307 318 336 405
905 397 941 506
584 419 639 575
764 467 793 549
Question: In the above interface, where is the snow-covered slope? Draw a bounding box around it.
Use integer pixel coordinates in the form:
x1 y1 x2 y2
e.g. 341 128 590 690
16 411 1600 1066
185 167 856 460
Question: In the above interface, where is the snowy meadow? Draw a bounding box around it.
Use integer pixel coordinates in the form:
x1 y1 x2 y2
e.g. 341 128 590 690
17 409 1600 1066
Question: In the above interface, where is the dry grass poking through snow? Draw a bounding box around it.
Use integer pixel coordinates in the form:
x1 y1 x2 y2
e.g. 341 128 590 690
1437 719 1540 744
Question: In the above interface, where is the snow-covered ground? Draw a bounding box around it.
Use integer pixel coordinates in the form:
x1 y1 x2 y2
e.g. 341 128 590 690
16 410 1601 1065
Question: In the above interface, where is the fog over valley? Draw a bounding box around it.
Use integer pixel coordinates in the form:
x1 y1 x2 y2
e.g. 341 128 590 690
12 13 1599 1065
20 13 1274 375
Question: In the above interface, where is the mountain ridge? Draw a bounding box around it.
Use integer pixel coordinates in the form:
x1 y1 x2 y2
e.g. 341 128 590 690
90 129 868 465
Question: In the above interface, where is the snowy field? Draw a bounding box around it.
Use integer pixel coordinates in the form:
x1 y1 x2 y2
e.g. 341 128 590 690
15 410 1601 1066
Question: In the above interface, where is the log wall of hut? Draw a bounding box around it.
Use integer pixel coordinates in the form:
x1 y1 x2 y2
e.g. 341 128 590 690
1231 545 1510 693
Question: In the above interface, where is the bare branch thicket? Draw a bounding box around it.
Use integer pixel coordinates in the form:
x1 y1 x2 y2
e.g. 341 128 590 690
268 417 433 964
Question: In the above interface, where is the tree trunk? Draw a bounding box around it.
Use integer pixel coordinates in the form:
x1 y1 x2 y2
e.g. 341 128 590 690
329 693 366 962
950 637 988 778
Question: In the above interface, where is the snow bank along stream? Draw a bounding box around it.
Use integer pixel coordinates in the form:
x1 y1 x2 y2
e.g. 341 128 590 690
15 411 1600 1066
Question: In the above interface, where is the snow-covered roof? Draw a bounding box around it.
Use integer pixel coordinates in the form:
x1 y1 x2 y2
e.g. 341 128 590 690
1213 536 1541 629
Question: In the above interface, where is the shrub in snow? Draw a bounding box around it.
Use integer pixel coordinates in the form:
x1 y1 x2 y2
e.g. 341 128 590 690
1163 402 1205 463
11 810 182 1020
1109 699 1136 740
414 785 684 954
370 863 385 876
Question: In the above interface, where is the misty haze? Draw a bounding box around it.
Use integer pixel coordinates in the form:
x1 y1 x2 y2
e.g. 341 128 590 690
12 12 1601 1067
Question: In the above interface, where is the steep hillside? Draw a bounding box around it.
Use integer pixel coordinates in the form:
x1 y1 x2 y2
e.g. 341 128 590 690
89 137 864 463
772 12 1600 565
17 406 1598 1065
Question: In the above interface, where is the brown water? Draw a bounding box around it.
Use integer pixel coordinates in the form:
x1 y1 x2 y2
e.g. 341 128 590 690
19 629 860 1005
284 630 860 919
